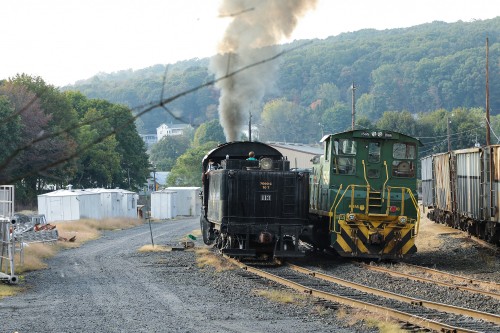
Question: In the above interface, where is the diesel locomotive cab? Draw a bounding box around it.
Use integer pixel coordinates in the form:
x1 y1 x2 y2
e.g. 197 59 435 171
200 142 313 259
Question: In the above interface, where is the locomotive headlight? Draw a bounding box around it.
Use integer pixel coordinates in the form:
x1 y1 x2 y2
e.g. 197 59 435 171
398 216 407 225
260 158 273 170
348 213 356 221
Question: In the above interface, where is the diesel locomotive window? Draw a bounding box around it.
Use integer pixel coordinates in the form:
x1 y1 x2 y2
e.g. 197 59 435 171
392 142 416 159
332 139 357 175
334 139 357 155
392 160 415 177
368 142 381 163
333 157 356 175
392 143 416 177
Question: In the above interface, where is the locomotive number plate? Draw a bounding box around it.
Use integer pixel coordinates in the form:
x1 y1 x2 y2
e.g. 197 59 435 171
261 194 272 201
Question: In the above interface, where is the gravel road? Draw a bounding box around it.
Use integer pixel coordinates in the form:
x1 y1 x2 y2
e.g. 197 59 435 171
0 217 372 333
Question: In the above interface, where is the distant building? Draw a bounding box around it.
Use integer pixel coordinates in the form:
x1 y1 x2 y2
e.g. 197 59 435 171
140 134 158 147
157 123 192 141
268 142 323 170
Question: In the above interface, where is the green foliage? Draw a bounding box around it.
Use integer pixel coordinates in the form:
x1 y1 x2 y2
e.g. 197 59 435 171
0 96 21 175
260 98 316 142
375 111 418 137
321 102 352 135
149 134 192 171
167 141 218 187
0 76 156 204
65 92 150 190
64 18 500 142
192 119 225 146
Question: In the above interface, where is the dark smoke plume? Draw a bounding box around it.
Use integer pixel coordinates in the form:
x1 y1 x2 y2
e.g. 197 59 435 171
210 0 317 141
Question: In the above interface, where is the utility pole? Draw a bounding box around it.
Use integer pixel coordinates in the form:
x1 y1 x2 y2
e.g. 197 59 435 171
486 37 491 146
447 116 451 151
351 82 356 130
248 111 252 142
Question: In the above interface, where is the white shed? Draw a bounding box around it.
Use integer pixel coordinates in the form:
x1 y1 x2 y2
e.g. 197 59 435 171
86 188 139 218
151 190 177 220
166 187 200 216
37 189 101 222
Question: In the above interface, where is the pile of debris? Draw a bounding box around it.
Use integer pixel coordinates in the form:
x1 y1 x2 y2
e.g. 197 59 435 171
13 214 61 244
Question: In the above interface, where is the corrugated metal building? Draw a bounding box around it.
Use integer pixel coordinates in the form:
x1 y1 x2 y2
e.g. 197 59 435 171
37 189 101 222
151 190 177 219
166 187 201 216
86 188 139 219
268 143 323 170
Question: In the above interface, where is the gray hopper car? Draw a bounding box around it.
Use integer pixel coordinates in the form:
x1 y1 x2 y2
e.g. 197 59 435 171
422 146 500 244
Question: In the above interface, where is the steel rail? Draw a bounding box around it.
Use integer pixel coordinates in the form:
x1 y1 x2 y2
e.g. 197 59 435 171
360 263 500 300
226 257 482 333
402 263 500 289
288 263 500 325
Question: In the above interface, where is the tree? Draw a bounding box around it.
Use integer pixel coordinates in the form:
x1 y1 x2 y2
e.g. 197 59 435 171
315 82 341 111
65 92 150 190
376 110 418 137
76 117 121 188
192 119 225 147
1 76 79 204
260 98 315 143
321 102 352 135
167 142 218 187
149 134 192 171
0 96 21 183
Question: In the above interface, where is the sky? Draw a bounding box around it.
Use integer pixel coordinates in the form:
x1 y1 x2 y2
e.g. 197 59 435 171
1 0 498 87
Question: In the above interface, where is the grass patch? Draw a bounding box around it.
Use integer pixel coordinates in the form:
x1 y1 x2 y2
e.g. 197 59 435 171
252 288 307 305
194 248 236 272
13 218 144 274
336 307 405 332
365 318 407 333
16 243 58 273
0 284 23 298
138 244 172 253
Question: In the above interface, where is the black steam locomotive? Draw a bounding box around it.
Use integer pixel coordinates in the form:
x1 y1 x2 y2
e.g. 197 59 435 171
200 141 313 259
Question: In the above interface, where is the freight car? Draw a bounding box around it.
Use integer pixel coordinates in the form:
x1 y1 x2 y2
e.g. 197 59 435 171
309 130 422 260
200 141 314 259
422 146 500 245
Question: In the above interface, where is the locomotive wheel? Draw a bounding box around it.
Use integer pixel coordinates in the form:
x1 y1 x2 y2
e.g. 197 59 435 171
200 216 214 245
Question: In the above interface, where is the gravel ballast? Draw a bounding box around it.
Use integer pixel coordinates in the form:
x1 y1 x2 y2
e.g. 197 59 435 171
0 218 373 333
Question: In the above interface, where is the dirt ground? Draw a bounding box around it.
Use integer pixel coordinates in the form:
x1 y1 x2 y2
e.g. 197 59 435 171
407 206 499 282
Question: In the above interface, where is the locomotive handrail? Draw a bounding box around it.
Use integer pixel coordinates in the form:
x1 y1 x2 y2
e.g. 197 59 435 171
382 161 389 203
361 160 370 187
387 186 420 236
328 184 343 232
331 184 370 234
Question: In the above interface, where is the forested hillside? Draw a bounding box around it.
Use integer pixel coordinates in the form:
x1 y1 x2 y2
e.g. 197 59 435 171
64 18 500 144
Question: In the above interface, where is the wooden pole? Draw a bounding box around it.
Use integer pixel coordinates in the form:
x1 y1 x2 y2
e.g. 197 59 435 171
351 82 356 130
486 37 490 146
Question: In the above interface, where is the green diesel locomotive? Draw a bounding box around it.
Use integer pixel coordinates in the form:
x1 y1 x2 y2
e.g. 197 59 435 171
310 129 422 260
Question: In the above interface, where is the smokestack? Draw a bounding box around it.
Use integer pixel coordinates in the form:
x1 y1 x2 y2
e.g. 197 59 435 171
210 0 317 141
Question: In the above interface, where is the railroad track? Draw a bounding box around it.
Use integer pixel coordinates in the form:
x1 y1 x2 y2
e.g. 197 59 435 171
227 257 500 333
361 262 500 300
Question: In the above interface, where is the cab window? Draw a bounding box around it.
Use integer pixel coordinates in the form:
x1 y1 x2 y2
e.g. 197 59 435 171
393 142 416 159
332 138 357 175
368 142 381 163
392 142 416 178
392 160 415 177
334 139 357 155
